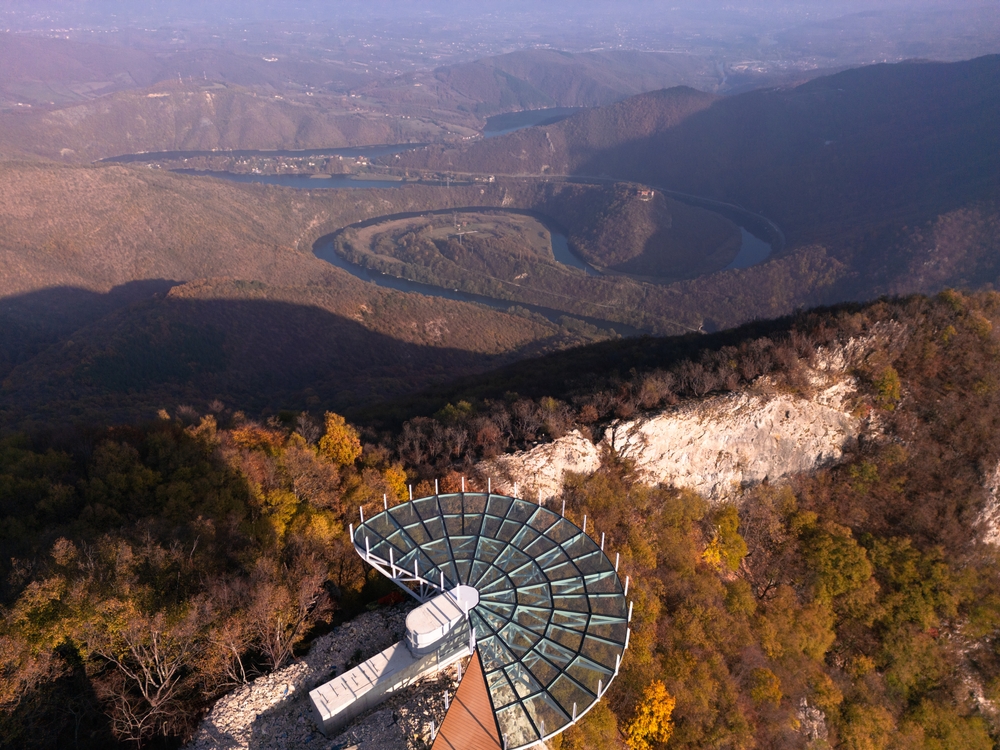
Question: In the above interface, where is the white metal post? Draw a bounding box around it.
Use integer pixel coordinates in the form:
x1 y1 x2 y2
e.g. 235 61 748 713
383 493 388 510
628 600 633 622
359 505 364 523
435 478 439 495
624 575 630 596
601 532 605 551
462 476 465 492
409 484 413 501
615 552 620 571
583 514 587 533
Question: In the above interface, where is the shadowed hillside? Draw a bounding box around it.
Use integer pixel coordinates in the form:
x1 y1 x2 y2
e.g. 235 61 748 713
397 56 1000 314
0 282 562 430
403 56 1000 248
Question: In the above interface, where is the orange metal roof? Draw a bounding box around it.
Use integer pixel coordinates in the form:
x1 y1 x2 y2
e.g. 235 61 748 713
433 651 502 750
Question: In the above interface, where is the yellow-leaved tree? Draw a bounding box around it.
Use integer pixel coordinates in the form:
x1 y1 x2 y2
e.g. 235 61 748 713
318 412 362 467
625 680 676 750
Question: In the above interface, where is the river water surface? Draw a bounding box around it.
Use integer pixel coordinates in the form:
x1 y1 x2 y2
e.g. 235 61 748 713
482 108 585 138
172 170 410 190
160 168 774 333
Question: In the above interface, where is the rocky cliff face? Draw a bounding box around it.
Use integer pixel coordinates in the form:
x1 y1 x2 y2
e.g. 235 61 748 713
978 462 1000 546
606 378 860 500
479 361 865 503
482 429 602 505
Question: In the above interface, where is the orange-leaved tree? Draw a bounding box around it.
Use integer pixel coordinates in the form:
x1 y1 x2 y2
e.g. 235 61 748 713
318 412 362 467
625 680 676 750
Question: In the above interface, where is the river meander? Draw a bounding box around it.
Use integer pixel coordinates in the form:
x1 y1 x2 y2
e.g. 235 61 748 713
315 207 640 336
158 167 778 334
314 236 644 337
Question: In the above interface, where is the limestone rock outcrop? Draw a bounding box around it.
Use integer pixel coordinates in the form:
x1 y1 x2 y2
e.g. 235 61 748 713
606 380 860 500
480 429 601 504
979 461 1000 546
185 608 409 750
480 376 862 503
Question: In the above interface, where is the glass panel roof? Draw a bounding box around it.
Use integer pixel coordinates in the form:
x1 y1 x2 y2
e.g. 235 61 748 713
353 493 629 749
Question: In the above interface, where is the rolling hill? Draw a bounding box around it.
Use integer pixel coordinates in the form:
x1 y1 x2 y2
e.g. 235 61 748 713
427 49 724 114
405 56 1000 241
0 32 376 110
0 83 441 162
0 162 637 427
398 55 1000 304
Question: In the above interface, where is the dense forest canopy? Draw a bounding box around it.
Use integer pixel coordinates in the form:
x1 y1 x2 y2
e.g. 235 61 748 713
2 290 1000 749
1 8 999 749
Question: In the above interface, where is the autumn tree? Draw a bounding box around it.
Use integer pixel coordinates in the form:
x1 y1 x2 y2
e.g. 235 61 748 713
625 681 676 750
88 605 207 743
246 555 330 671
319 412 362 466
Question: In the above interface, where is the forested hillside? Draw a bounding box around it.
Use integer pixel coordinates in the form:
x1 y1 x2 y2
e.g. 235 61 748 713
0 85 431 163
401 55 1000 246
427 50 723 114
395 55 1000 332
3 290 1000 749
0 162 817 428
1 164 650 427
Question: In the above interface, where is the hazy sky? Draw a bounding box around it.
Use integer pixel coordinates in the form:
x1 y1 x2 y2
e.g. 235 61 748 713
3 0 996 68
3 0 990 24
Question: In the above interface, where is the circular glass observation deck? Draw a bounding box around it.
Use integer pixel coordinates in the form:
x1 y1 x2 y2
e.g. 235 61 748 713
352 492 630 749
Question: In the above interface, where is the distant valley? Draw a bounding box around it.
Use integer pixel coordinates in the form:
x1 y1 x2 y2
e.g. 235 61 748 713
4 7 1000 750
3 56 1000 429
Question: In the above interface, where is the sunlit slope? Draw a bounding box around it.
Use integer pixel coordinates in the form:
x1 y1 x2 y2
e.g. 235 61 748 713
0 160 329 294
0 85 416 161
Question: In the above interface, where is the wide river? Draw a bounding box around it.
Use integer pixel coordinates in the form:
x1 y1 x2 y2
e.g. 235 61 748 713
175 167 776 272
114 110 779 330
482 108 584 138
165 168 775 333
